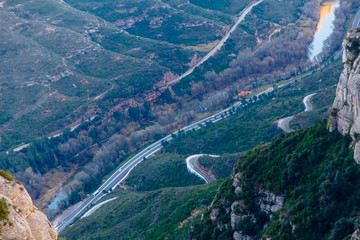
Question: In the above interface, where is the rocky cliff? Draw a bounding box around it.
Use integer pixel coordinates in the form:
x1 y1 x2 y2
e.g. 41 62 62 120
329 28 360 163
0 172 57 240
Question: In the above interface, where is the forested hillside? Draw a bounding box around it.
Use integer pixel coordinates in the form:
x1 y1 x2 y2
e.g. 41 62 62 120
193 120 360 239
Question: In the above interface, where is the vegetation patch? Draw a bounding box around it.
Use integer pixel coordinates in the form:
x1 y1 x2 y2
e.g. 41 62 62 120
0 170 14 182
0 199 9 221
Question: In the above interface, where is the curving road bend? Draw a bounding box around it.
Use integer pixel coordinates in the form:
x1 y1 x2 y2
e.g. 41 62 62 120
277 116 295 133
81 197 117 219
185 154 218 184
277 93 316 132
303 93 317 112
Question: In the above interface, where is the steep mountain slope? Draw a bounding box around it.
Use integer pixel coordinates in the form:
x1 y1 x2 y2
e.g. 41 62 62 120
0 171 57 239
193 120 358 239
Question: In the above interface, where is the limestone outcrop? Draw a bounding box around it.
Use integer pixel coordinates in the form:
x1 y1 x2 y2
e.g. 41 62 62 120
329 28 360 163
0 174 58 240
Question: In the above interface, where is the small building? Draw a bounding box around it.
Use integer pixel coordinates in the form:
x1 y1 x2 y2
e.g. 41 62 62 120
238 91 252 98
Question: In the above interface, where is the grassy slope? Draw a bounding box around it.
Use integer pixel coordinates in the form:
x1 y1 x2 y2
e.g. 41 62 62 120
64 0 235 45
61 182 220 240
189 0 250 15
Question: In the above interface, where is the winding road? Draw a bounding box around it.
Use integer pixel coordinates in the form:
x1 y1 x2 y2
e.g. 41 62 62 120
277 116 295 133
277 93 317 132
303 93 317 112
185 154 218 184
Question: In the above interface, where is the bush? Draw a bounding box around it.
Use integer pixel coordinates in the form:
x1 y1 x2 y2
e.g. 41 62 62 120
0 199 9 221
0 170 14 181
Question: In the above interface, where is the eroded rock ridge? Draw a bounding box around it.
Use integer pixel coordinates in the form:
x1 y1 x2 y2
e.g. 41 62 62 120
0 174 58 240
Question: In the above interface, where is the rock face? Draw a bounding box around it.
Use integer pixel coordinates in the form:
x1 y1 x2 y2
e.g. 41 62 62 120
329 28 360 163
0 174 58 240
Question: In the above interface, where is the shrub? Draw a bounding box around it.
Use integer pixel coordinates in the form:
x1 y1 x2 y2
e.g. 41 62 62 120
0 199 9 221
0 170 14 181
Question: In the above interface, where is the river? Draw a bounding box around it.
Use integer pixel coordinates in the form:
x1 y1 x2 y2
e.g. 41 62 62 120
309 0 340 61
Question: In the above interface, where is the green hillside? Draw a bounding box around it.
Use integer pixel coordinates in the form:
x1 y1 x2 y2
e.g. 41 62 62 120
193 119 360 239
61 182 220 240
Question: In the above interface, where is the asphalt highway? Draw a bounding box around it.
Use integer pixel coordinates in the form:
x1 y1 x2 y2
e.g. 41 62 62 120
278 116 295 133
303 93 317 112
277 93 316 133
